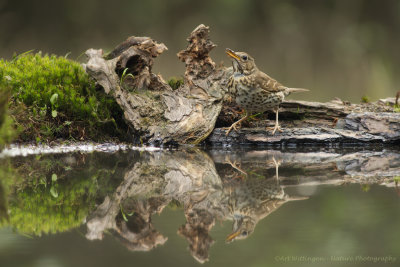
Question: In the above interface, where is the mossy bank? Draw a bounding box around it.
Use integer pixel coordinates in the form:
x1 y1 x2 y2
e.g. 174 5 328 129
0 52 129 146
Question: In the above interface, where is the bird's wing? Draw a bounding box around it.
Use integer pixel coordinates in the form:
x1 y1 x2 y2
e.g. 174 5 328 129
254 72 286 93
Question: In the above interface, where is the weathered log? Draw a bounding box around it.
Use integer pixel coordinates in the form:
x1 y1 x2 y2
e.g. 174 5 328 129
84 25 227 145
84 24 400 146
209 98 400 146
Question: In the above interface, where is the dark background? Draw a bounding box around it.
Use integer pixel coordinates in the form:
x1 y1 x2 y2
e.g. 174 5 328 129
1 0 399 102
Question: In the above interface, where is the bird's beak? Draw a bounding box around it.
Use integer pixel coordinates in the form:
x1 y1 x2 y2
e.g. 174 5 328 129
226 230 240 242
226 48 241 61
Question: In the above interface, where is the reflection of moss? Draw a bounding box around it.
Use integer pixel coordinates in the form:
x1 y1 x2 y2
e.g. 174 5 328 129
0 159 19 225
9 176 96 236
361 184 371 192
0 168 11 223
0 152 126 236
167 199 183 210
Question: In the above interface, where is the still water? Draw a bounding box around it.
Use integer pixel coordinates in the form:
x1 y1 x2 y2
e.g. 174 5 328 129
0 145 399 267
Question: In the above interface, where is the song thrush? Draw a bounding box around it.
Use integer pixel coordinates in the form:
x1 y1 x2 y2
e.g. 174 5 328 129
224 159 307 242
225 48 308 136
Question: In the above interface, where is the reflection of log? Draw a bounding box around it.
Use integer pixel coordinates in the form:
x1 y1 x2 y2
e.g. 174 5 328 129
178 209 215 264
86 149 301 262
85 148 224 260
85 148 398 263
85 161 170 251
86 194 168 251
210 149 400 187
113 198 169 252
335 151 400 185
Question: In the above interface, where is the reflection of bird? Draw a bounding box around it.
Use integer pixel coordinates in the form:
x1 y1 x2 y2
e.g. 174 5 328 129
225 48 308 135
225 176 307 242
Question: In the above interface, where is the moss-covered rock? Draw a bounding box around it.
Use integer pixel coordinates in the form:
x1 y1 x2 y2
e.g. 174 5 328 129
0 52 129 143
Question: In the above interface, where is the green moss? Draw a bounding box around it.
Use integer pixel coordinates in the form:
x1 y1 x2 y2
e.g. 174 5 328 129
361 95 370 103
0 88 17 149
0 115 16 149
168 77 184 90
0 52 128 143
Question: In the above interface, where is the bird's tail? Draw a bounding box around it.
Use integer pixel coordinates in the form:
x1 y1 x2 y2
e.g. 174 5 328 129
284 88 309 96
286 88 309 93
286 196 309 201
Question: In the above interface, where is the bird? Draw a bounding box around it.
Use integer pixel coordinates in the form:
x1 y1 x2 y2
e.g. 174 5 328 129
225 48 308 136
224 167 307 243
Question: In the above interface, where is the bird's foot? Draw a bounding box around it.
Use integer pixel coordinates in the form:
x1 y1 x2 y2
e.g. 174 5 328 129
270 156 282 182
271 156 282 168
266 124 283 135
226 158 247 177
224 121 241 136
272 124 283 135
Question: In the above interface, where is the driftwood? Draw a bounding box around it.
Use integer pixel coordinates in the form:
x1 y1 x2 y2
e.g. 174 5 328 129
84 148 399 263
84 24 400 146
84 25 227 145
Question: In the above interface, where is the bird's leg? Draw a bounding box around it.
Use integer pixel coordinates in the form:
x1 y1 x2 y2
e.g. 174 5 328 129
225 112 248 136
272 156 281 183
266 155 282 183
226 158 247 177
270 107 283 135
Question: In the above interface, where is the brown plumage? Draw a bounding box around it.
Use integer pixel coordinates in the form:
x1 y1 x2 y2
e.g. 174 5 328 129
224 163 308 243
225 48 308 135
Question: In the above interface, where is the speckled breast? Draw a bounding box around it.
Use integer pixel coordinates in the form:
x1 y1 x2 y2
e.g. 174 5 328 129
235 83 285 112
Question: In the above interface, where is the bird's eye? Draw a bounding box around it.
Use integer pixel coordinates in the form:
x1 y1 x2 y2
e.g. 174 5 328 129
242 231 248 236
242 55 248 60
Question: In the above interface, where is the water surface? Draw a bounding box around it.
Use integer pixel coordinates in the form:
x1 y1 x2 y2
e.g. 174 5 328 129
0 146 399 266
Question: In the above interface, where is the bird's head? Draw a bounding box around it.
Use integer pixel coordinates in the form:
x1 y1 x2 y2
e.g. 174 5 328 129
226 216 256 243
226 48 257 75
